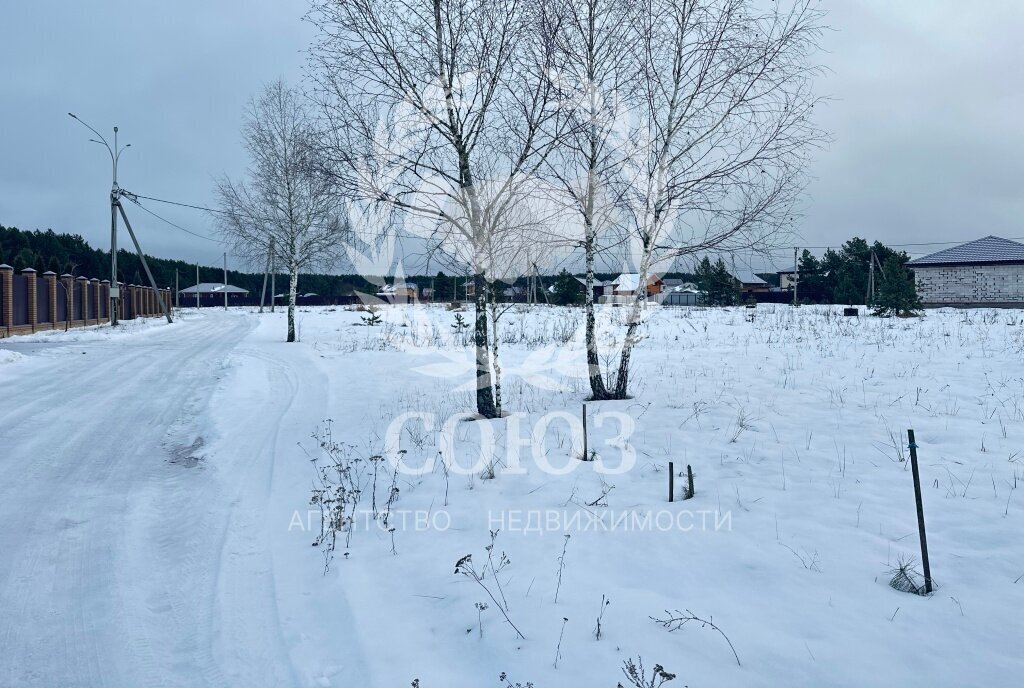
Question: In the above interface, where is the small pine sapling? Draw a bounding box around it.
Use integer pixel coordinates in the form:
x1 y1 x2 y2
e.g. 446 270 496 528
361 305 383 326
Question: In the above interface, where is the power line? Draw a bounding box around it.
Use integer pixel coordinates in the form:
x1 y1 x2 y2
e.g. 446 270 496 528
123 196 224 243
126 190 1024 268
131 193 229 216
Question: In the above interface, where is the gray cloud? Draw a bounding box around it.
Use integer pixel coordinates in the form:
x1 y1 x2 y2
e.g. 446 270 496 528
1 0 1021 274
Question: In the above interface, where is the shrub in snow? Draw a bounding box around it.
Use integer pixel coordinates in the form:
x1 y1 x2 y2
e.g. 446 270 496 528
498 671 534 688
455 531 525 640
618 657 676 688
651 609 741 666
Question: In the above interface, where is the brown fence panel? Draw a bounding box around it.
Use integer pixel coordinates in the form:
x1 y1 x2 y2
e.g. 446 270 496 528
84 283 93 321
36 280 50 323
56 284 67 322
72 283 83 320
12 275 29 326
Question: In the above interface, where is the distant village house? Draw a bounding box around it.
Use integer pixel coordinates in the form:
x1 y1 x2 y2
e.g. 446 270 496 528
906 235 1024 307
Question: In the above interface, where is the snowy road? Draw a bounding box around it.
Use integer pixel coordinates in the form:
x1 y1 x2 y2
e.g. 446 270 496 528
0 313 310 688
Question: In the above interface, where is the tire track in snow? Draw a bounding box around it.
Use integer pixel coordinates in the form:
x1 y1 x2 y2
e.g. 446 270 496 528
0 313 254 687
210 345 303 686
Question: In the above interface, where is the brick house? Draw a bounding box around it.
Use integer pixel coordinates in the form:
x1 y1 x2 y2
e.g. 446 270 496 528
906 235 1024 307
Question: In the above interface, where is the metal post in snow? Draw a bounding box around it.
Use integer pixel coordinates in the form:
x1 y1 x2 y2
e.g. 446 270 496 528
907 429 933 594
223 252 228 310
196 264 200 309
582 403 588 461
668 461 675 502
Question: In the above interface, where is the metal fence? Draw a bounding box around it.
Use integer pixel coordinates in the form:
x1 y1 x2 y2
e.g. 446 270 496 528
0 266 171 338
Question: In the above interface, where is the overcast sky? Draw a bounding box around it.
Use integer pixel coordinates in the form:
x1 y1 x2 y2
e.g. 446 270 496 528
1 0 1022 274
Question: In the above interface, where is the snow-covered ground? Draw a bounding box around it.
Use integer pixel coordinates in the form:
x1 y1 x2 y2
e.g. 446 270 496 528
1 303 1022 687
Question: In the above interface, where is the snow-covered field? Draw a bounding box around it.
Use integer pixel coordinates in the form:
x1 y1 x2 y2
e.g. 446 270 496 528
1 303 1022 687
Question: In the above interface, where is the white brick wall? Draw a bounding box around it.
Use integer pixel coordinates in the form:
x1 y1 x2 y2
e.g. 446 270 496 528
914 264 1024 304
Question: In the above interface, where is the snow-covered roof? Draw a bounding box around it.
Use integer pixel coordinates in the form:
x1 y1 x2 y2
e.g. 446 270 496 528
731 271 768 286
612 273 639 291
178 283 249 295
611 273 662 291
574 277 615 287
376 283 418 295
906 236 1024 266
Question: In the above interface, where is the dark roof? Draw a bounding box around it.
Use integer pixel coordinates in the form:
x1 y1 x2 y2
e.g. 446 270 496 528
730 270 768 285
906 236 1024 266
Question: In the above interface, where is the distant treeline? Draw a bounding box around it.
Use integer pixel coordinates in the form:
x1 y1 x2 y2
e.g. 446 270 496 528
2 224 899 304
0 224 441 298
0 223 704 300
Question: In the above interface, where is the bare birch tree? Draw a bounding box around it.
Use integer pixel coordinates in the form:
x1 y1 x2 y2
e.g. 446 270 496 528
545 0 640 400
606 0 824 398
216 80 346 342
308 0 567 418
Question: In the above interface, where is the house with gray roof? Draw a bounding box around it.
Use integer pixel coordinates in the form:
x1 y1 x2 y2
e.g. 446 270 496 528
730 270 770 292
178 282 249 307
906 236 1024 307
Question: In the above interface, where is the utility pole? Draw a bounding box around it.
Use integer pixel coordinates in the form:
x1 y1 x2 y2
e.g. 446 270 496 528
69 113 129 326
793 247 799 306
223 252 228 310
868 250 875 305
259 238 273 313
112 197 172 324
196 264 200 309
175 269 179 309
270 247 276 313
534 263 549 304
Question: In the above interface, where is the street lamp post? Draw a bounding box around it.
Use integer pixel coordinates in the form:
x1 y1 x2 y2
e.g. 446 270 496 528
68 113 130 326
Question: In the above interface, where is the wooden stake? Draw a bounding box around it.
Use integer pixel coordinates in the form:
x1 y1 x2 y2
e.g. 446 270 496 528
582 403 588 461
907 429 933 593
669 461 675 502
686 464 695 500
